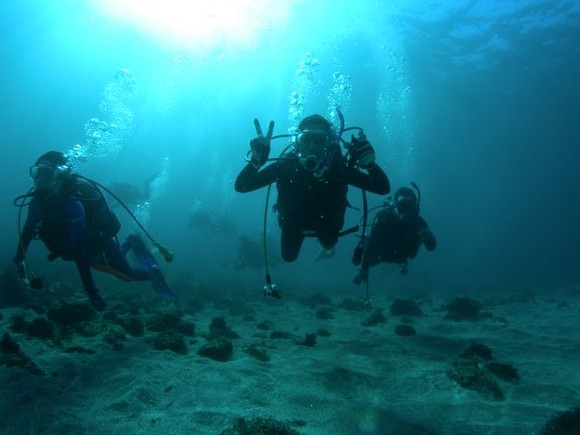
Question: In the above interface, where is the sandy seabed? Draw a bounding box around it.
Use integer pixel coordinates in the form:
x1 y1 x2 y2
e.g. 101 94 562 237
1 276 579 435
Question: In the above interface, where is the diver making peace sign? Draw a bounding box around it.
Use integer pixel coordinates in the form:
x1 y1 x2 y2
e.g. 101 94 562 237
236 112 390 266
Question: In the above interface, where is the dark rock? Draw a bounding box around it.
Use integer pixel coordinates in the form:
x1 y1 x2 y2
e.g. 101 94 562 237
395 324 416 337
9 315 28 333
154 331 187 355
0 333 45 376
390 298 423 317
256 320 274 330
447 357 504 401
461 342 493 361
175 321 195 337
244 344 270 362
448 343 520 401
198 339 233 362
444 297 485 321
208 316 239 340
317 328 331 337
486 362 520 383
541 406 580 435
362 309 386 326
316 307 334 320
299 333 317 347
26 317 54 340
1 333 20 354
47 302 97 327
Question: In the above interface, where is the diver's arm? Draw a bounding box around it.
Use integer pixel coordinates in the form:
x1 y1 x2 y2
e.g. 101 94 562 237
14 202 39 261
417 217 436 251
235 162 279 192
347 163 390 195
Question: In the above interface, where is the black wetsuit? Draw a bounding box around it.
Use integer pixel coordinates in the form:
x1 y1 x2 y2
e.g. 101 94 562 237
360 205 436 276
235 152 390 262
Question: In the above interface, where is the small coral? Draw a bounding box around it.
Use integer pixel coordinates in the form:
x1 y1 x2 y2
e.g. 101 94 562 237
208 317 239 340
461 342 493 361
153 331 187 355
362 309 386 326
486 362 520 383
26 317 55 340
447 358 504 401
316 307 334 320
444 297 484 321
395 324 417 337
299 333 317 347
256 320 274 330
244 344 270 362
541 406 580 435
198 339 233 362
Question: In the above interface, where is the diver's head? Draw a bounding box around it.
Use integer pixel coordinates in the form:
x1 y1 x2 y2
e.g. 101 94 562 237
394 187 419 220
30 151 71 196
295 114 338 173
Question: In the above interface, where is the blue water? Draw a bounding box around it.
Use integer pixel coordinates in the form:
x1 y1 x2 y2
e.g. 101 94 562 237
2 0 579 293
2 1 580 432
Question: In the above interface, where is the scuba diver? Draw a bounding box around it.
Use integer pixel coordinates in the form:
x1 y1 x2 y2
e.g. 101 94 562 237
13 151 174 311
235 113 390 263
352 184 437 286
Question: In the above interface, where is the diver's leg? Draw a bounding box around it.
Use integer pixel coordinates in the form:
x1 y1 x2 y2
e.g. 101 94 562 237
281 228 304 262
123 233 158 269
74 252 107 311
317 231 338 250
102 238 151 280
123 234 174 295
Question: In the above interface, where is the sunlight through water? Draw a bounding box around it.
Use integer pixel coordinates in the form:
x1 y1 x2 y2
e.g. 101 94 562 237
91 0 295 50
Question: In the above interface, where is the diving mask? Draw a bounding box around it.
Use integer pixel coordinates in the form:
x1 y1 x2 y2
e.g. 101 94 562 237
296 129 333 172
29 163 67 191
395 196 418 220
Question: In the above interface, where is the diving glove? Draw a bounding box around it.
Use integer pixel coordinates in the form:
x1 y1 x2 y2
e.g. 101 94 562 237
350 132 375 168
250 137 271 169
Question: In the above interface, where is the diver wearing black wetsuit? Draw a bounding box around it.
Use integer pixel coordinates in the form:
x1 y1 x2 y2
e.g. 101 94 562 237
235 114 390 262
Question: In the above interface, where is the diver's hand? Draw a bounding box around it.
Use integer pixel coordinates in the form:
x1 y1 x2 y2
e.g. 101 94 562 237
250 119 274 169
350 131 375 168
